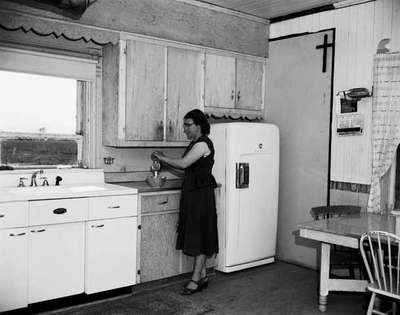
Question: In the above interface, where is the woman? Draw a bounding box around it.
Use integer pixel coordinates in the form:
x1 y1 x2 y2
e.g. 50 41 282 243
152 109 218 295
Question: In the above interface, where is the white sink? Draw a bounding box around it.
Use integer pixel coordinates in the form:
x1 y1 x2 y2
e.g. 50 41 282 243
9 186 65 195
68 185 107 192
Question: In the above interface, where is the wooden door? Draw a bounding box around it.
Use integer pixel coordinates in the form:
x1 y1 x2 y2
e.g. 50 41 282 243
0 228 28 312
166 47 202 141
204 53 236 109
28 222 85 303
236 58 263 111
125 41 165 141
85 217 137 294
140 212 180 282
266 30 334 269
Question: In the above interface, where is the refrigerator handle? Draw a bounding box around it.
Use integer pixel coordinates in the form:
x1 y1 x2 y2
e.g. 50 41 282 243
236 163 249 188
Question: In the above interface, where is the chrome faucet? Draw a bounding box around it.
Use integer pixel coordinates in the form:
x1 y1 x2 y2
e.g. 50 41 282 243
30 170 43 187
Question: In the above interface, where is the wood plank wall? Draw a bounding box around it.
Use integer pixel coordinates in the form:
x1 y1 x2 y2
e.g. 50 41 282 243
269 0 400 186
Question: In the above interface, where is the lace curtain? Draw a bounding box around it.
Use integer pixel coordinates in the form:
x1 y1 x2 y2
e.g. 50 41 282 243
368 52 400 213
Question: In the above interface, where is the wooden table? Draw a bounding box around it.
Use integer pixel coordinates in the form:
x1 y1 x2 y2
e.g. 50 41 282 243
298 213 396 312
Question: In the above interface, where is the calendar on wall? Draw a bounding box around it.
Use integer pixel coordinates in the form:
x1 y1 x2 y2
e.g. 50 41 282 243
336 113 363 136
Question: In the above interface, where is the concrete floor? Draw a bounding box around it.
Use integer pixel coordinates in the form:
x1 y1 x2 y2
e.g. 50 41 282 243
33 261 366 315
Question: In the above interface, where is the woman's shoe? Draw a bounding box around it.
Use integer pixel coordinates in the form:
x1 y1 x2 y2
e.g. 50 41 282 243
181 280 202 295
199 276 209 290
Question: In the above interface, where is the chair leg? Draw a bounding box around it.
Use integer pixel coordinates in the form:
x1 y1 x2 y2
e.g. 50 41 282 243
367 292 376 315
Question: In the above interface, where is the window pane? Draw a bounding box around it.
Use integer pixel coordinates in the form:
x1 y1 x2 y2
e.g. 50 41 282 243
0 70 77 134
1 138 78 166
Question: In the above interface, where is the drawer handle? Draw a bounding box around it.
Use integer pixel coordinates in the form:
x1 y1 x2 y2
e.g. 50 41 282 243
9 232 26 237
108 205 120 209
91 224 104 228
31 229 46 233
158 197 169 205
53 208 67 215
0 214 4 218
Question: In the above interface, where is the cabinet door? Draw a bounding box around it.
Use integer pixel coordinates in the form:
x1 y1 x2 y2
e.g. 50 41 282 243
85 217 137 294
125 41 165 141
204 54 236 109
28 222 85 303
166 47 202 141
0 228 28 312
140 212 180 282
236 58 264 111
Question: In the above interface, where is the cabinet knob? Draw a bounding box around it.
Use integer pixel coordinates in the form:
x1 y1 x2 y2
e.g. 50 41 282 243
108 205 120 209
0 214 4 218
31 229 46 233
237 91 241 101
231 90 235 100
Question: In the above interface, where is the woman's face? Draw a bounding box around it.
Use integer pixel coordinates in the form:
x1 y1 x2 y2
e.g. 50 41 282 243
183 118 201 140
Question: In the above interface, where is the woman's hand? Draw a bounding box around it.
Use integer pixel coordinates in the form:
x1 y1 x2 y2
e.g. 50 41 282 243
151 151 165 162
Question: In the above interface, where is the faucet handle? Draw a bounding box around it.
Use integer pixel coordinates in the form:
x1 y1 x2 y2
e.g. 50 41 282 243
40 176 49 186
18 177 27 187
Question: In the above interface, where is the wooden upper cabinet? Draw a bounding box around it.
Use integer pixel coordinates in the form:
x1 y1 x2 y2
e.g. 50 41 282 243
102 38 265 147
166 47 203 142
125 41 165 141
204 52 265 118
204 54 236 109
236 58 263 111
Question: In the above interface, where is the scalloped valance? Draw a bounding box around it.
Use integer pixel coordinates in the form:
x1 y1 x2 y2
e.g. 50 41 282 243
0 9 118 45
205 113 263 122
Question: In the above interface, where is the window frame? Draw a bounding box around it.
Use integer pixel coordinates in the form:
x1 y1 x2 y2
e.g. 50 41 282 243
0 45 100 169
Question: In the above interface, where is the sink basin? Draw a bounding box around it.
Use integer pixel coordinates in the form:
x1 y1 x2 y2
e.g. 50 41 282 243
8 185 107 196
9 186 64 195
68 185 107 192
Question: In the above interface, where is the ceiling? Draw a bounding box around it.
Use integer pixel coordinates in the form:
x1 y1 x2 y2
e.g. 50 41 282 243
193 0 347 20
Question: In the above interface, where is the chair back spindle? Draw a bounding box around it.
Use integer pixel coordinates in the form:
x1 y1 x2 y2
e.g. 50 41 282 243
360 231 400 295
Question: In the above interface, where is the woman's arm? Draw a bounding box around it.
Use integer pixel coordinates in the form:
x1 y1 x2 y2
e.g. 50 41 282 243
154 142 210 169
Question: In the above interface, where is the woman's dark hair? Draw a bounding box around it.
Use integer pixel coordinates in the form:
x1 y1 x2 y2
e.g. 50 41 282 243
184 109 210 135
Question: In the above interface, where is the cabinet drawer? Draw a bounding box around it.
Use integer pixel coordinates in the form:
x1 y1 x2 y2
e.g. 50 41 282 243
88 195 137 220
0 202 29 228
29 199 88 226
141 192 180 214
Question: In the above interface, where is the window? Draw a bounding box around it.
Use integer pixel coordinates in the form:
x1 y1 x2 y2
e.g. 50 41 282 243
0 70 81 168
0 46 98 169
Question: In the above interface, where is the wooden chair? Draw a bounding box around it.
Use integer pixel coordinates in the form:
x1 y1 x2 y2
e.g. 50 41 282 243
310 205 363 279
360 231 400 315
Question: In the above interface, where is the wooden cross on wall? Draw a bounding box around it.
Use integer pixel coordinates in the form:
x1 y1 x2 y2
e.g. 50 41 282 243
316 34 333 73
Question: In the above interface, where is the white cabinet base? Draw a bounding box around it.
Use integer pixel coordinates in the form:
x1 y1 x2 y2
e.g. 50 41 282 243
85 217 137 294
0 228 28 312
28 222 85 304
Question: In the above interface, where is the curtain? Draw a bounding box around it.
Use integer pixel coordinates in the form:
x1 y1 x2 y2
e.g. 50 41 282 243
368 52 400 213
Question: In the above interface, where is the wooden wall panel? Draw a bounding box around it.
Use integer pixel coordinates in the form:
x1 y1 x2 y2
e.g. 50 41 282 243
0 0 269 57
101 146 185 182
269 0 400 184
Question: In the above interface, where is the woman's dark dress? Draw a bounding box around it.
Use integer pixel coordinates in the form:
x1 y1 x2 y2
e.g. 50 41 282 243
176 135 219 257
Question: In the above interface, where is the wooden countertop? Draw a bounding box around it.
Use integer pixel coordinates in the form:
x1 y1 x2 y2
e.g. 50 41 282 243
116 179 183 193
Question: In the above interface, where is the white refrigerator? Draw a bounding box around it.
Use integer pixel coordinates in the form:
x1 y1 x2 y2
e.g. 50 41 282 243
210 122 279 273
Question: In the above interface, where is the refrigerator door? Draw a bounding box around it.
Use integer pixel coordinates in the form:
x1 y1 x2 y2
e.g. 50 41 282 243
224 123 279 267
226 153 278 266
